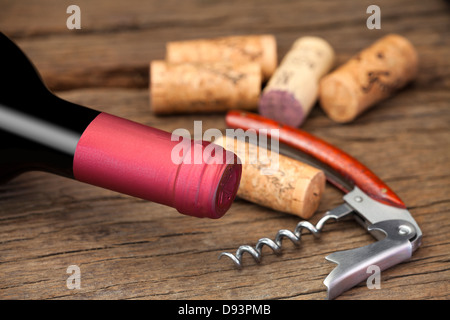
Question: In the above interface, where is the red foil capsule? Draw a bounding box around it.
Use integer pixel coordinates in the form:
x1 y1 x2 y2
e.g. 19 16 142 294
73 112 241 218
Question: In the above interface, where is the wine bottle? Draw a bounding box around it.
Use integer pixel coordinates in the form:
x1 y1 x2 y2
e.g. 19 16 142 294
0 32 242 219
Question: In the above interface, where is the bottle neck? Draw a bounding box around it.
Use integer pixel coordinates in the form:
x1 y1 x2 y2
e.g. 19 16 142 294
0 32 100 181
0 94 100 181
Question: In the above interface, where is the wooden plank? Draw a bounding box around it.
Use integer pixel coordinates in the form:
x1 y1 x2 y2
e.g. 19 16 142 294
1 0 449 90
1 0 445 37
0 86 448 299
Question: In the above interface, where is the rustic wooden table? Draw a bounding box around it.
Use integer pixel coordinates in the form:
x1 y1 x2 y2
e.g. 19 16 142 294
0 0 449 300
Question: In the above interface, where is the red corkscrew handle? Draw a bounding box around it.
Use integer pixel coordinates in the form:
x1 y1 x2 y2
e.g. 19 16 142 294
225 110 406 209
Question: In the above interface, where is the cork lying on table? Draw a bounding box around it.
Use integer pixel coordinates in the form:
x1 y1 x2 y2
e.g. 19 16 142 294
214 135 325 219
150 60 261 114
319 34 419 123
165 34 277 81
259 36 335 127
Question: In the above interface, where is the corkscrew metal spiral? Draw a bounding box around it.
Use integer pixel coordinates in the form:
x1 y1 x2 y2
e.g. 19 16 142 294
219 210 344 268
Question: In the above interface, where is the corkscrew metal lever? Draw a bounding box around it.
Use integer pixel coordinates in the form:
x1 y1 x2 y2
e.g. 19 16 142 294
220 111 423 299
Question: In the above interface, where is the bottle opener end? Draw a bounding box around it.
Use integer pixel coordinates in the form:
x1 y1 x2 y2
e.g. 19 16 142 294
323 219 416 299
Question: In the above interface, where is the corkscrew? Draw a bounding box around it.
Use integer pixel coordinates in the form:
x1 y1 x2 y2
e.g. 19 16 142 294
219 203 351 266
219 111 422 299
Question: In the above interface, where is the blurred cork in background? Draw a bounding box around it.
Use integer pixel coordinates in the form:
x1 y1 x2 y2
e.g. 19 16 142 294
151 60 261 114
166 34 277 81
259 36 335 127
319 34 419 123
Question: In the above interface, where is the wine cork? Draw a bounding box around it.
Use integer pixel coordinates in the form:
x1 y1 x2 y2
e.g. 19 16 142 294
166 34 277 81
259 36 335 127
319 34 419 123
213 135 325 219
150 60 261 114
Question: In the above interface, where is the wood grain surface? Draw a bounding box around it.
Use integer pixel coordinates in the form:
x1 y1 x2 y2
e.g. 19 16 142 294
0 0 449 300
